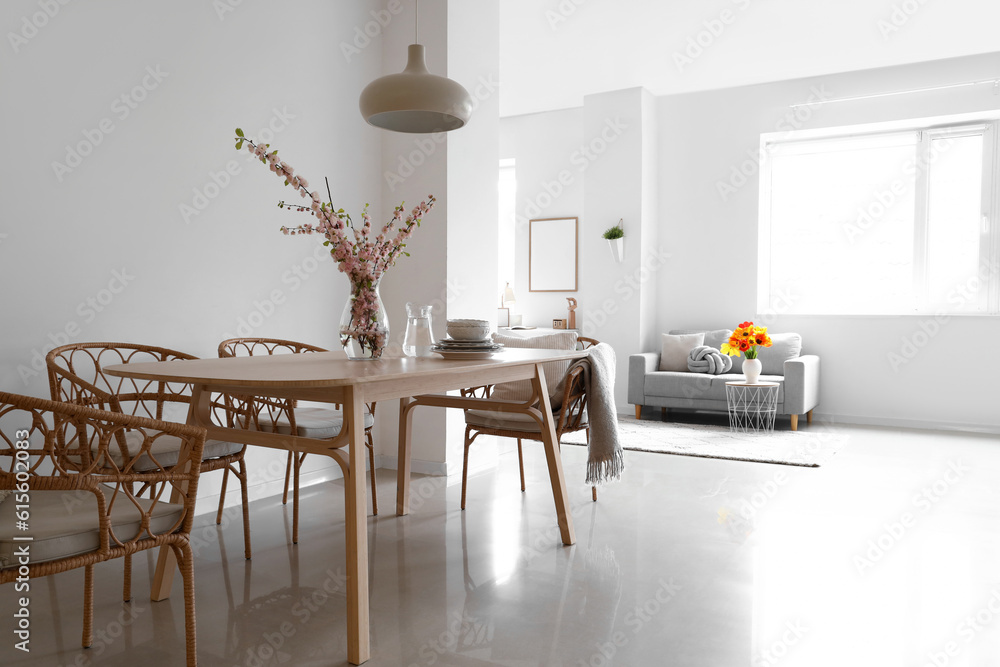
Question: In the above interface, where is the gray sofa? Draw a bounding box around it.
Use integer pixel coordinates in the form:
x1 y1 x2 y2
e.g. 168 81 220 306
628 329 820 430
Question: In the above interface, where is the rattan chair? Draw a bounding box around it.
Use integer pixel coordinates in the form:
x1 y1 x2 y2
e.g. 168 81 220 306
218 338 378 545
461 336 600 509
0 391 205 665
46 343 254 578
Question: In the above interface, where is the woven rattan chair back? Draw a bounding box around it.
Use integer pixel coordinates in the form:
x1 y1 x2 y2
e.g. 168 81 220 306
0 391 204 665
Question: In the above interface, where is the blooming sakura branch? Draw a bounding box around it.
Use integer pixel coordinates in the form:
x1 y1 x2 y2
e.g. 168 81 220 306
234 128 436 359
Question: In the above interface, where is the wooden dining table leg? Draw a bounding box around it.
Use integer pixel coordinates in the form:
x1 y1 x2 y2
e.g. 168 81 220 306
344 384 371 665
396 396 415 516
532 364 576 546
151 385 211 601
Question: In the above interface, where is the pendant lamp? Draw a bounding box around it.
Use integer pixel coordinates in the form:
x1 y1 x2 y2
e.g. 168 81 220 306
359 3 473 133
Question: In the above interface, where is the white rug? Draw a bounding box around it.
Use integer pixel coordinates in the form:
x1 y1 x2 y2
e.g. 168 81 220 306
561 415 846 467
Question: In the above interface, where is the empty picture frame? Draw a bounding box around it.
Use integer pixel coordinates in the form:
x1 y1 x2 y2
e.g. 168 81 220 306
529 217 578 292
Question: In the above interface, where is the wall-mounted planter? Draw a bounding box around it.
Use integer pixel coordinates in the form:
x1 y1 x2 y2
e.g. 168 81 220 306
607 237 624 263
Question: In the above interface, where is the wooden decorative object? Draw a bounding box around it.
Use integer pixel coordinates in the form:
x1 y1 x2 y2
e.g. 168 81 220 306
552 319 567 329
460 335 602 507
567 297 577 329
104 347 587 665
0 391 205 666
218 337 379 542
46 342 254 591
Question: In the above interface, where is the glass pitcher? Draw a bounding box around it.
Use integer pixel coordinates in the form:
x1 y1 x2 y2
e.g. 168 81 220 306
402 302 436 357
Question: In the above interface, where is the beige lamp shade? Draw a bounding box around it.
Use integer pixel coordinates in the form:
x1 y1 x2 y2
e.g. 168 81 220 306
359 44 473 133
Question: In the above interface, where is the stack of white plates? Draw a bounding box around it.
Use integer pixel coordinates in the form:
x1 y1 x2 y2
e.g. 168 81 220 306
432 338 504 359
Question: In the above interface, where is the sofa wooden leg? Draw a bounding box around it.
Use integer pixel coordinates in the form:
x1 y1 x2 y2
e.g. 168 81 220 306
790 414 799 431
661 407 667 421
807 410 813 425
634 405 642 420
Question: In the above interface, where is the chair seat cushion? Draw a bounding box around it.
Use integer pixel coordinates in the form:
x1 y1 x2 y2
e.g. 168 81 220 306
260 406 374 439
0 485 184 569
465 408 587 434
82 431 243 471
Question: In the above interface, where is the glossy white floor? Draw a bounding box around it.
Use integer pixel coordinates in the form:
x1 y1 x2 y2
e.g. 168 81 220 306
3 418 1000 666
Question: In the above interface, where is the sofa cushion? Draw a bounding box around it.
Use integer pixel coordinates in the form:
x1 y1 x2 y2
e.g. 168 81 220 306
490 332 579 401
645 372 784 403
669 329 731 350
658 332 704 371
670 329 739 373
756 333 802 375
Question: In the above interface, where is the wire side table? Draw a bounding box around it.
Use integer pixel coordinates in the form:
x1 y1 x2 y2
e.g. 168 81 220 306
725 381 780 434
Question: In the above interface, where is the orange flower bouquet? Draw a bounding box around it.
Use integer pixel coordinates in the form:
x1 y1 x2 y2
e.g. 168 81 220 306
721 321 772 359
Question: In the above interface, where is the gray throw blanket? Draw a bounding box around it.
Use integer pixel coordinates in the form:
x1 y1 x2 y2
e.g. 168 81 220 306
687 345 732 374
580 343 624 485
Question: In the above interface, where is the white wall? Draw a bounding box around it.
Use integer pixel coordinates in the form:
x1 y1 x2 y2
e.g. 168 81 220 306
372 0 501 475
499 107 585 326
0 0 387 509
657 52 1000 431
500 89 660 409
502 52 1000 432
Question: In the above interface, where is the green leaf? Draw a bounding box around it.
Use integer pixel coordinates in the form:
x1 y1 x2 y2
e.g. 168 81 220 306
235 141 242 150
235 128 244 138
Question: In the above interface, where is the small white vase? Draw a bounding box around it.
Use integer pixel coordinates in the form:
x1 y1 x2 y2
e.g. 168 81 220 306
742 357 762 384
607 237 624 263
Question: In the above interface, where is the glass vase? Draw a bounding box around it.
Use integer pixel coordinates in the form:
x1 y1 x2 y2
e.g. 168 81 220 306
339 278 389 360
402 302 436 357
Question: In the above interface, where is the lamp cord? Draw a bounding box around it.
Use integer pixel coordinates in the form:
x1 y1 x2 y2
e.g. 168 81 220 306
414 0 418 44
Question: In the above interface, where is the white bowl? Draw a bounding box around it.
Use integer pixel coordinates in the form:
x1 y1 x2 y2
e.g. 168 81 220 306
447 319 491 341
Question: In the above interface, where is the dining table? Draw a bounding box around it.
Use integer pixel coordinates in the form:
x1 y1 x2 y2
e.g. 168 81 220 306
105 347 587 664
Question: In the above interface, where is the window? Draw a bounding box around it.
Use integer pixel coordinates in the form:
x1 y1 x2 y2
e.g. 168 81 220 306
758 115 999 315
498 158 517 290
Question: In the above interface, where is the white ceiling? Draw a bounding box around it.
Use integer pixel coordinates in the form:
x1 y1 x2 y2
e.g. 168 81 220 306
499 0 1000 117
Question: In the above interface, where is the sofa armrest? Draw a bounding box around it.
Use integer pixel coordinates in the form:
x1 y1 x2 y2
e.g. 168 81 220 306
783 354 820 415
628 353 659 405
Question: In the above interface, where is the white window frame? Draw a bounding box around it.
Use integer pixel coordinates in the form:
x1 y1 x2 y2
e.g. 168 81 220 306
758 111 1000 317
